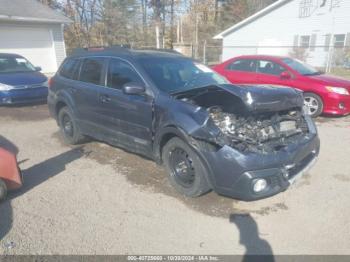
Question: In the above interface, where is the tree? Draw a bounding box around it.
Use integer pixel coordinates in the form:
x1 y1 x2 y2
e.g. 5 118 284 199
37 0 61 9
37 0 278 56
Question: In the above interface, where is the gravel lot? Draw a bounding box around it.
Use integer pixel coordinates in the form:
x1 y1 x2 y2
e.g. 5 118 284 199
0 104 350 255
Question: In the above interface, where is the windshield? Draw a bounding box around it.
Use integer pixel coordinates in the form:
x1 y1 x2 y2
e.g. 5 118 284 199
138 57 228 93
0 56 36 73
282 58 321 76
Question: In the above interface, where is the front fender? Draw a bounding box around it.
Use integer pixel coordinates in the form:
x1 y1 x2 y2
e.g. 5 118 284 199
153 125 216 189
153 125 191 162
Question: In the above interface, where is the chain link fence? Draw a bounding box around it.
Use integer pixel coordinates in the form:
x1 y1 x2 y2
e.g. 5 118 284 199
67 43 350 79
191 43 350 79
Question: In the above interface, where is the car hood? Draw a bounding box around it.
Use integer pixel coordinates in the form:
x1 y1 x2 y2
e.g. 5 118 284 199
0 71 47 86
307 74 350 88
174 84 304 113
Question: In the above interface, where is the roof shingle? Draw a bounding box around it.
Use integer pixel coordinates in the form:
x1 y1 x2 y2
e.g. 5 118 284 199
0 0 71 23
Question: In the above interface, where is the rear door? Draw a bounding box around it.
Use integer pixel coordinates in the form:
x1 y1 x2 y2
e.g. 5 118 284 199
222 59 259 84
95 58 153 154
74 57 107 133
56 57 81 113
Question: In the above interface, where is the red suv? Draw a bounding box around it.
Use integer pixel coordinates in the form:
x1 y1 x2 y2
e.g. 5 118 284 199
213 55 350 117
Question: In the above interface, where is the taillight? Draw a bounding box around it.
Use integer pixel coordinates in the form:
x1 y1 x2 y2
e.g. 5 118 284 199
48 78 53 88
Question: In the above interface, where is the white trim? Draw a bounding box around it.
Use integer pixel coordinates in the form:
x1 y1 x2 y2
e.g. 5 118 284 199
49 28 58 68
0 15 71 24
61 24 67 58
213 0 292 39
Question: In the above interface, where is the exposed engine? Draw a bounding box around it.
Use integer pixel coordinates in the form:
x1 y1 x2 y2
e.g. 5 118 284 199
208 106 309 153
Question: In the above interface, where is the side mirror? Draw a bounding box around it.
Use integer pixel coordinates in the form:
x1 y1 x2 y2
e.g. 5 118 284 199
35 66 42 72
122 83 145 95
280 71 292 80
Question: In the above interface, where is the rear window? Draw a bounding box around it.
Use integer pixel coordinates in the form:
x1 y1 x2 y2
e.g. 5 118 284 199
227 59 257 72
79 58 105 85
60 58 81 80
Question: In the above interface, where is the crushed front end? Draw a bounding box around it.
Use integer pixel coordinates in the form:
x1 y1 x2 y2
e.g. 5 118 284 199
174 84 320 200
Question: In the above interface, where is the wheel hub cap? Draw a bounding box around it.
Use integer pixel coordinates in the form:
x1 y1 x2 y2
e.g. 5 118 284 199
304 96 319 115
169 148 195 187
63 115 73 137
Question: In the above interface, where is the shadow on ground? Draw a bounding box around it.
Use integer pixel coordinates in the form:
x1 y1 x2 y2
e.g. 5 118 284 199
230 214 274 261
0 139 84 242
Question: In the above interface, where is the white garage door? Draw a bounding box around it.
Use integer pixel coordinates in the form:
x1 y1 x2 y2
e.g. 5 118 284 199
0 26 57 73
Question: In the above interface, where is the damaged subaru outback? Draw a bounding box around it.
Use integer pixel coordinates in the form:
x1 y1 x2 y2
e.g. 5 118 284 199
48 47 320 201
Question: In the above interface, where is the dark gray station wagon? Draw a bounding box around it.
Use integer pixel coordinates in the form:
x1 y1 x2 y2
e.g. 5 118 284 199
48 47 320 201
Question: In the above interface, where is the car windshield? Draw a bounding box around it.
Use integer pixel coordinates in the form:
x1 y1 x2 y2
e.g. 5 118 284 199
282 58 321 76
0 56 36 73
138 56 228 93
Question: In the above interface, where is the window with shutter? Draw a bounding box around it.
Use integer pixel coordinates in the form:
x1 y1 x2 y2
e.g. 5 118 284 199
300 35 311 48
334 34 345 48
310 34 317 51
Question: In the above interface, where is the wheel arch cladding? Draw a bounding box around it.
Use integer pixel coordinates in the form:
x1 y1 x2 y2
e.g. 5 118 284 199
154 126 188 164
55 101 67 117
154 125 216 189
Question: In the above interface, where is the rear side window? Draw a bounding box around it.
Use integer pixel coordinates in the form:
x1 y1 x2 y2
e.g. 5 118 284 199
80 58 105 85
107 59 143 90
227 59 257 72
60 58 81 80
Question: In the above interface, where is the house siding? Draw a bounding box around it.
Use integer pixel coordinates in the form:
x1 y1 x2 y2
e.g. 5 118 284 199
221 0 350 68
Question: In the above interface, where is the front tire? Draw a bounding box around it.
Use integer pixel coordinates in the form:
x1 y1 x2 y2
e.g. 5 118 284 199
304 92 323 117
0 179 7 202
58 107 86 145
162 137 211 197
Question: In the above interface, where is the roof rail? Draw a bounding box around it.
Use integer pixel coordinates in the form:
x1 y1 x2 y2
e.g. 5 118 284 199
136 48 183 55
71 45 131 55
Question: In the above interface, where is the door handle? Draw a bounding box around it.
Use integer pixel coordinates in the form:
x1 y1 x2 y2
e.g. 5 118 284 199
69 87 77 94
99 95 111 103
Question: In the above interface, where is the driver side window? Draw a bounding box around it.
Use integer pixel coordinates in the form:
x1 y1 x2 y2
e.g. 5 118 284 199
107 59 143 90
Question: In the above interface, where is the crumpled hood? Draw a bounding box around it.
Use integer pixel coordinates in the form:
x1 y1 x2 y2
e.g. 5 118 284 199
171 84 307 148
217 84 304 112
307 74 350 89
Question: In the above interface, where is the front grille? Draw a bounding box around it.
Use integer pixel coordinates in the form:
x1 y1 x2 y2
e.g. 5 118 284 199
11 96 46 103
14 83 46 89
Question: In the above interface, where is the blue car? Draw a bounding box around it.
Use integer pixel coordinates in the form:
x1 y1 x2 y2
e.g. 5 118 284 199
0 53 48 105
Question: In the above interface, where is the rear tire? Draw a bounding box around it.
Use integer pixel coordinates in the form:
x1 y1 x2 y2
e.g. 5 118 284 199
58 107 86 145
0 179 7 202
303 92 323 117
162 137 211 197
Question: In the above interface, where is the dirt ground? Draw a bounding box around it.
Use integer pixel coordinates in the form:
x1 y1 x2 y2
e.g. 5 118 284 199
0 104 349 255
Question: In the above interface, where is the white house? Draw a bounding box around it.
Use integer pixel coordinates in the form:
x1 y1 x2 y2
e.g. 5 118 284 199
0 0 71 73
214 0 350 69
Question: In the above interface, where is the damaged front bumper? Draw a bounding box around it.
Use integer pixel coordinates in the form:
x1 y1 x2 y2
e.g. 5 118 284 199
196 118 320 201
